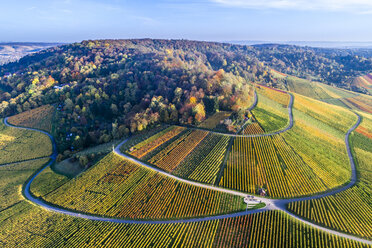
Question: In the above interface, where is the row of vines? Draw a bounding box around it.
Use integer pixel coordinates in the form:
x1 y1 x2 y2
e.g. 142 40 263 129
219 134 329 198
39 153 244 219
1 204 368 247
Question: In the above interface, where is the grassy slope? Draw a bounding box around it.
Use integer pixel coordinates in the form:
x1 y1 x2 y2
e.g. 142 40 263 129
251 92 288 132
285 74 358 101
250 85 291 132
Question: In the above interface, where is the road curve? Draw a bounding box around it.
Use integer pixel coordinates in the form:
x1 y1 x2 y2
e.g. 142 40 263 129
22 154 272 225
3 107 371 244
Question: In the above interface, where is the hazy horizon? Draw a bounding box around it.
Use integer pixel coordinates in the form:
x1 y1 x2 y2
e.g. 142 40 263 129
2 40 372 50
1 0 372 43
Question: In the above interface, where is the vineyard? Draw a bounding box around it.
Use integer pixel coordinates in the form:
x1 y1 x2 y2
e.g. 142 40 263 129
7 105 55 132
212 211 368 248
1 204 369 247
0 158 49 210
1 74 372 246
287 114 372 239
39 153 244 219
292 93 357 133
147 129 209 172
30 166 69 198
128 127 230 185
0 136 367 247
119 125 168 152
284 74 359 103
256 85 289 106
242 121 264 135
356 113 372 139
343 96 372 114
281 94 357 186
128 126 185 159
0 120 52 164
219 134 328 197
219 94 359 197
186 135 229 184
173 133 229 183
353 74 372 94
198 111 231 129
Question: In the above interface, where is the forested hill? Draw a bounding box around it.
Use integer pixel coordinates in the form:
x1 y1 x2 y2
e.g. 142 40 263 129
0 39 266 153
250 44 372 93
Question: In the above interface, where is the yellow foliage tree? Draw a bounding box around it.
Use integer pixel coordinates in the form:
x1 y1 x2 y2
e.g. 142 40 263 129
193 103 206 123
189 96 197 105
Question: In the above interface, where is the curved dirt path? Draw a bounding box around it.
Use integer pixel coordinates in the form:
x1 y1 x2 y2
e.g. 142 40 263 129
3 106 371 244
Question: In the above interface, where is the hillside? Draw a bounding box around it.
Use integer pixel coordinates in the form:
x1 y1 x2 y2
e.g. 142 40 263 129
1 76 370 246
0 39 267 156
0 47 371 246
1 40 372 158
251 44 372 91
0 42 59 65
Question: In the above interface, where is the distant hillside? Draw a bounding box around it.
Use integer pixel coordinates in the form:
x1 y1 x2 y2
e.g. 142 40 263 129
230 40 372 49
248 44 372 90
0 42 60 65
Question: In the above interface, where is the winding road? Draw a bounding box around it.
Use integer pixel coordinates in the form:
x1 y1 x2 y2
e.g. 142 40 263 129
3 96 372 244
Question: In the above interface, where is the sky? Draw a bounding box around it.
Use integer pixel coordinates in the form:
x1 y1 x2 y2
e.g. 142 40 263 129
1 0 372 43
